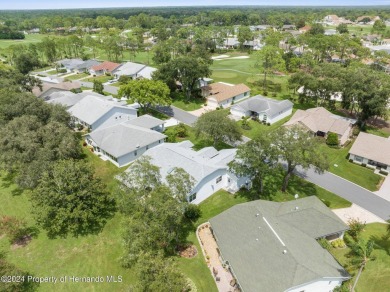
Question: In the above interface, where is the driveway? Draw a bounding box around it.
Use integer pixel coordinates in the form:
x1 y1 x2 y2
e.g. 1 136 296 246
374 174 390 202
296 167 390 221
154 105 198 126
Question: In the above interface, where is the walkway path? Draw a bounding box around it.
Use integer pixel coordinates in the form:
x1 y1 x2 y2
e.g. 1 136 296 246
296 167 390 221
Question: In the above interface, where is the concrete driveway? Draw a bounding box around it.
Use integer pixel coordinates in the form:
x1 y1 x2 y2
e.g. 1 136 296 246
80 81 119 95
296 167 390 221
154 105 198 126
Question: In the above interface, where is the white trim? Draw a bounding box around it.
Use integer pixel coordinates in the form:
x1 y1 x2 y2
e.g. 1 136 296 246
263 217 286 247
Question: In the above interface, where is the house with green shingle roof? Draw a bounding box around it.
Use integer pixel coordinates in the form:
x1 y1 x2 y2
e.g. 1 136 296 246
209 196 350 292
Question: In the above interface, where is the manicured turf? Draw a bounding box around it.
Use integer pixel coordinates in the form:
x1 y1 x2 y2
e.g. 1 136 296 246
171 93 205 111
319 143 383 191
86 75 113 83
330 223 390 292
65 72 90 80
237 115 292 139
0 34 48 49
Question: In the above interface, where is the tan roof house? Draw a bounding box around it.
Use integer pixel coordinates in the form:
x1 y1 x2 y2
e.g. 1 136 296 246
284 107 356 145
33 80 81 99
205 82 250 109
349 132 390 173
299 25 312 33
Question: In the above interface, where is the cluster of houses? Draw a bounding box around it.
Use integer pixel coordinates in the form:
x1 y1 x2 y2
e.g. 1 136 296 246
56 58 157 80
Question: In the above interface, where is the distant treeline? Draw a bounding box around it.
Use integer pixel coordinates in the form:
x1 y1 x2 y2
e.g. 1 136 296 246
0 30 24 39
0 6 390 31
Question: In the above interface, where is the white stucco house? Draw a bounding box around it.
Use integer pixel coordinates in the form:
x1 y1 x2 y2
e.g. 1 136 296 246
68 95 138 131
205 82 251 109
126 141 249 204
112 61 157 80
209 196 350 292
85 115 166 167
284 107 356 146
231 95 293 124
349 132 390 173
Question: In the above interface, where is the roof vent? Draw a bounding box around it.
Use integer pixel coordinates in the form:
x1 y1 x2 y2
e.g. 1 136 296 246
283 250 287 254
256 238 259 241
256 213 260 217
136 144 140 148
295 206 299 211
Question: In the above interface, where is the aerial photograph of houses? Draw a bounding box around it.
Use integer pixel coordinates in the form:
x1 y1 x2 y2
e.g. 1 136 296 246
1 1 390 292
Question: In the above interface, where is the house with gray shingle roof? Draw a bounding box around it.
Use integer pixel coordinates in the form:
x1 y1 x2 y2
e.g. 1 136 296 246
56 58 85 72
231 95 293 124
85 115 166 167
209 196 350 292
112 62 157 80
126 141 249 203
74 60 101 73
68 95 137 131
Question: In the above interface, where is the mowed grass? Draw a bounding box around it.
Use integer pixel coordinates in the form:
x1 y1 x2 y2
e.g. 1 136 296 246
237 115 292 139
320 143 383 191
0 34 48 50
330 223 390 292
86 75 113 83
171 92 205 111
65 72 90 81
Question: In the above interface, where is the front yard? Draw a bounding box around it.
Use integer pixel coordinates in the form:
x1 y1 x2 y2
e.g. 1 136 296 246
171 92 205 111
65 72 90 80
86 75 114 83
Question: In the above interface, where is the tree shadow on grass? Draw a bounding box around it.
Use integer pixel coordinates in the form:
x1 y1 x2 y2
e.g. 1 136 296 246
0 172 24 196
370 234 390 256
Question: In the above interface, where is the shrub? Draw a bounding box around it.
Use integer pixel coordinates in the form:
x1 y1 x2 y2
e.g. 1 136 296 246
0 216 28 244
331 238 346 248
379 170 389 175
361 163 366 167
326 132 339 146
82 142 87 147
347 218 366 241
263 91 268 96
165 130 177 143
118 75 131 84
272 92 277 97
105 72 111 76
57 68 67 73
184 204 201 221
203 103 207 106
266 122 271 126
176 123 188 138
317 238 331 250
349 159 353 163
352 127 360 136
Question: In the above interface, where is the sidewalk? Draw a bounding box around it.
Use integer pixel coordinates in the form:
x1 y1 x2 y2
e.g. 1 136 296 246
374 174 390 202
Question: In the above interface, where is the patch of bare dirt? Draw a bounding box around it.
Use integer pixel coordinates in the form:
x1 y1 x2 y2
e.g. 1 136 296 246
177 245 198 259
11 235 32 250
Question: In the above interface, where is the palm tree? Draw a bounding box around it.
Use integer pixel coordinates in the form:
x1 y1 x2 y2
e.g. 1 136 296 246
350 240 376 291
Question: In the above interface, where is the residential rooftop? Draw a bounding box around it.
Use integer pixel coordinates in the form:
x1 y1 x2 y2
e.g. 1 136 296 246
349 132 390 165
208 82 250 103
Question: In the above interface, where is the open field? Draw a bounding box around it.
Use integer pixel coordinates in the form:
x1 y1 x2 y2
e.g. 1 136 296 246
0 34 48 50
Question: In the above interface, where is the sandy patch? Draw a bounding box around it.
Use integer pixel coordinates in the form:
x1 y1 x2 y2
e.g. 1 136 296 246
229 56 250 59
332 204 386 224
211 55 230 59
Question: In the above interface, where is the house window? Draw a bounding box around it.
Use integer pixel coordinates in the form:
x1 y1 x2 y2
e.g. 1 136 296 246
244 92 248 96
354 155 363 162
134 151 137 156
216 176 222 184
189 193 197 202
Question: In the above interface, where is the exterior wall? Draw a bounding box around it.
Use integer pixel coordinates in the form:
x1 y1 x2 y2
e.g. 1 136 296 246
268 107 293 124
207 91 250 109
339 126 352 146
230 107 248 118
91 107 138 131
206 97 220 108
349 153 390 172
286 278 345 292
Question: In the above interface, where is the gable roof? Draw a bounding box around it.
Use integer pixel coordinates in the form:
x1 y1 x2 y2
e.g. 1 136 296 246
32 81 81 97
75 59 101 70
56 58 84 70
207 82 250 103
209 196 349 292
113 62 146 77
137 66 157 79
232 95 293 118
285 107 355 135
88 121 166 158
349 132 390 165
90 61 121 72
126 142 236 185
68 95 136 125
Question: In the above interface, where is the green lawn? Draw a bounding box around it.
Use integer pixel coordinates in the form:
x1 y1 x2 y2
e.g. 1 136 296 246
46 69 59 75
0 34 48 50
65 72 90 81
320 143 383 191
237 115 292 139
86 75 113 83
171 92 205 111
330 223 390 292
365 126 390 138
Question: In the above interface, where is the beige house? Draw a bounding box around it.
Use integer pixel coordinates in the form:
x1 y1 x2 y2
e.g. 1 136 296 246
284 107 356 145
349 132 390 173
205 82 250 108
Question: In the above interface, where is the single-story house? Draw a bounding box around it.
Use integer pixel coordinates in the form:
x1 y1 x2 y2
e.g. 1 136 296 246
44 91 113 109
73 60 101 74
56 58 84 72
32 80 81 99
282 24 296 30
284 107 356 145
206 82 251 109
89 61 121 76
68 95 137 131
209 196 350 292
112 62 157 80
231 95 293 124
349 132 390 173
85 115 166 167
299 25 311 33
126 141 249 204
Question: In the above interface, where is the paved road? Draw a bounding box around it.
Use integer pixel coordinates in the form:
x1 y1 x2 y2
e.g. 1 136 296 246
296 167 390 221
80 81 119 95
155 105 198 126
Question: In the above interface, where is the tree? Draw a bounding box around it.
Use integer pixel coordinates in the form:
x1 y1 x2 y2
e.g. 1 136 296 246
93 80 104 94
166 167 196 202
326 132 339 146
255 45 286 91
194 110 242 146
237 25 253 48
133 252 188 292
309 23 325 35
14 51 40 74
296 19 306 29
373 20 386 33
153 56 211 99
229 136 277 196
336 23 349 34
350 240 376 291
270 126 329 192
118 79 171 110
31 159 116 238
